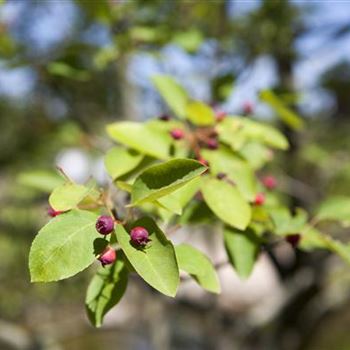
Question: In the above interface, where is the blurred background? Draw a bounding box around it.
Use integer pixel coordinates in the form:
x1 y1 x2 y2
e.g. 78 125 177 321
1 0 350 349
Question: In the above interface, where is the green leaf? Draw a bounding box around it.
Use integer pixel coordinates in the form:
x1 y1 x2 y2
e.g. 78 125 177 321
17 170 65 193
49 182 93 211
104 146 144 180
107 121 172 160
131 159 206 205
316 196 350 226
218 117 289 151
47 62 90 82
157 177 201 215
152 75 189 118
201 147 257 201
29 210 100 282
269 207 308 236
239 142 272 170
85 257 128 327
201 177 251 230
172 29 203 53
175 244 220 293
186 101 215 126
300 226 350 265
260 90 304 130
116 217 179 297
224 226 260 278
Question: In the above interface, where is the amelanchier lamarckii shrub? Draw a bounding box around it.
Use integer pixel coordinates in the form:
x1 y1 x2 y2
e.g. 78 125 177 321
28 75 350 327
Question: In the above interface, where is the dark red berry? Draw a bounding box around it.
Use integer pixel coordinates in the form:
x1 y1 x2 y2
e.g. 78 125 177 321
98 247 116 266
215 110 227 122
47 205 63 217
286 234 301 248
159 114 170 121
130 226 150 246
262 176 277 190
243 101 253 115
206 138 218 150
170 128 185 140
96 215 115 235
216 172 226 180
254 192 265 206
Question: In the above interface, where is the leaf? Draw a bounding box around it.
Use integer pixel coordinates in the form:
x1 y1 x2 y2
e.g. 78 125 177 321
186 101 215 126
131 159 206 205
201 177 251 230
260 90 304 130
29 210 100 282
269 207 308 236
201 147 257 201
300 226 350 265
107 121 172 160
152 75 189 118
175 244 220 293
224 226 260 278
172 29 203 53
239 142 272 170
17 170 65 193
49 182 93 211
116 217 179 297
47 62 90 82
104 147 144 180
157 177 201 215
85 257 128 327
316 196 350 226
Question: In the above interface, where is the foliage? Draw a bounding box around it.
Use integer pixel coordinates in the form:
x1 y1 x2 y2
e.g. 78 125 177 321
27 76 350 327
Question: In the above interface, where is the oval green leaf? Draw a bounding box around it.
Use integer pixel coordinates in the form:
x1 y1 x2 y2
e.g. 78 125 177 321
175 244 220 294
107 121 172 160
224 226 260 279
116 217 179 297
104 146 144 180
152 75 188 118
85 257 128 327
29 210 100 282
201 177 251 230
49 182 93 211
316 196 350 226
186 101 215 126
131 159 207 205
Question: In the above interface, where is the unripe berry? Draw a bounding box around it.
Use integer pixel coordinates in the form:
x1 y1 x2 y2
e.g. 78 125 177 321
215 110 227 122
286 234 301 248
262 175 277 190
159 114 170 121
47 205 63 217
98 247 116 266
243 101 253 115
130 226 150 246
170 128 184 140
206 138 218 150
254 192 265 206
198 157 209 167
96 215 114 235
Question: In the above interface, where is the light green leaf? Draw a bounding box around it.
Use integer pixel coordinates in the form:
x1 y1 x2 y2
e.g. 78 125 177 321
85 257 128 327
49 182 92 211
201 177 251 230
175 244 220 293
201 147 256 201
104 146 144 180
29 210 99 282
116 217 179 297
218 117 289 151
17 170 65 193
316 196 350 226
47 62 90 82
239 142 272 170
172 29 203 53
224 226 260 278
107 121 172 160
260 90 304 130
186 101 215 126
131 159 206 205
158 177 201 215
152 75 189 118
